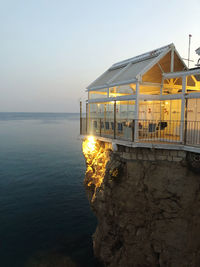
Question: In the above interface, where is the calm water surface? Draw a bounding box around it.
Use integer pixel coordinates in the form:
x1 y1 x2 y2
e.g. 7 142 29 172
0 113 96 267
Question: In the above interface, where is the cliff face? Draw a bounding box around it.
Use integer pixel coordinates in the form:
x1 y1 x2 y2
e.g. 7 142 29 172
83 140 200 267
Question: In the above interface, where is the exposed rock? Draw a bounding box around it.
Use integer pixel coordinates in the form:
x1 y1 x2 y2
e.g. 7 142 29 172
187 152 200 173
84 143 200 267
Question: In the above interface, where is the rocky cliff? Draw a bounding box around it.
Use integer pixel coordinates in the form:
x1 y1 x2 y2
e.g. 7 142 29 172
83 139 200 267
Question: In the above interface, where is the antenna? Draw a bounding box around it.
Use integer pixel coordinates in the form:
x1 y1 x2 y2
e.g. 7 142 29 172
188 34 192 68
182 34 194 67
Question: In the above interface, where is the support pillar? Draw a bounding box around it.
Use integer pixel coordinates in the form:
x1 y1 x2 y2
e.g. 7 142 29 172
134 82 139 142
114 100 116 139
80 101 82 135
86 101 88 134
180 76 186 143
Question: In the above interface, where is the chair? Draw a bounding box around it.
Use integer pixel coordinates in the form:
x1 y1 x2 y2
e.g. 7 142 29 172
148 123 157 133
157 121 167 130
118 123 123 133
105 121 109 130
93 121 97 129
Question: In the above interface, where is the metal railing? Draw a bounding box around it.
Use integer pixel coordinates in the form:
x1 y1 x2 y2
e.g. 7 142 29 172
185 121 200 146
80 116 200 148
80 117 134 141
138 119 181 143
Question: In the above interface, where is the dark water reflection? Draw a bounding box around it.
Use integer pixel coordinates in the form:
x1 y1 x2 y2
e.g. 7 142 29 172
0 113 96 267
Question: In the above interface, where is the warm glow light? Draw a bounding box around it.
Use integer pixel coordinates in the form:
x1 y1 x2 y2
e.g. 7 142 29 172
82 136 96 155
87 136 96 152
110 93 117 97
88 136 95 142
82 138 111 192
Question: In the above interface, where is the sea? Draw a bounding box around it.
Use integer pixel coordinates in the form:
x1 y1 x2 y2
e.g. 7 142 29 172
0 112 97 267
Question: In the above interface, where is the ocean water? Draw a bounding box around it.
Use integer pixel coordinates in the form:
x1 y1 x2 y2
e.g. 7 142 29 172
0 113 97 267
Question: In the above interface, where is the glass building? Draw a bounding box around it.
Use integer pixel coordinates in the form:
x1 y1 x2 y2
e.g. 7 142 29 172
81 43 200 147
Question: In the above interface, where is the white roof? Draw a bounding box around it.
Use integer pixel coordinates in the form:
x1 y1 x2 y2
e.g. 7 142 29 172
87 43 174 91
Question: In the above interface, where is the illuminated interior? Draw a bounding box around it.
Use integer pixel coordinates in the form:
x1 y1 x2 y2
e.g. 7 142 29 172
84 44 200 144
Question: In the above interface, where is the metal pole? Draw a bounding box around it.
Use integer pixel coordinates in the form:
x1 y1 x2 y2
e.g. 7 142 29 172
188 34 192 68
114 101 116 139
80 101 82 135
86 102 88 134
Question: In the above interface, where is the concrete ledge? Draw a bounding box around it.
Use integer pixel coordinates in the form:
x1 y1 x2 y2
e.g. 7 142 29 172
79 134 200 154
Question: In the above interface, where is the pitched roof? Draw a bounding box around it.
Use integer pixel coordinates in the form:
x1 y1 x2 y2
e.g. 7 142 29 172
87 43 174 91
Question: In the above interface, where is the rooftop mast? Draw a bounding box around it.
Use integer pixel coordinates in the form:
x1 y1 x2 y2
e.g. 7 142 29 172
188 34 192 68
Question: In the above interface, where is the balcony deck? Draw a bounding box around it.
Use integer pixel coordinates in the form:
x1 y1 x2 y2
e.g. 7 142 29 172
80 118 200 154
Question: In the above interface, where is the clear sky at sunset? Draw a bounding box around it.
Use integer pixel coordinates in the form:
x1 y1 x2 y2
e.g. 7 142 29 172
1 0 200 112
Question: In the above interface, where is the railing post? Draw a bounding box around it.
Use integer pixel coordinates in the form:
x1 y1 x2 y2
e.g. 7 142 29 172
114 100 116 139
80 101 82 135
134 82 140 142
86 102 88 134
132 120 135 142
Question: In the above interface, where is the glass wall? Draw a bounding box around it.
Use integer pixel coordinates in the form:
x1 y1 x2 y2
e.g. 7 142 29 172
139 101 161 120
89 83 136 100
138 100 181 141
109 84 135 97
187 98 200 121
161 100 181 121
139 100 181 121
89 88 108 99
89 99 183 141
116 100 136 120
115 100 135 140
88 102 114 136
88 101 136 140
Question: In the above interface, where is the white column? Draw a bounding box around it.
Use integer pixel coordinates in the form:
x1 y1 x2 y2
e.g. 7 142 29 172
180 76 186 143
134 81 140 141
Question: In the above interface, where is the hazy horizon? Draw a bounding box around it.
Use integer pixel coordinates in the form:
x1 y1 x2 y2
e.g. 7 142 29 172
1 0 200 113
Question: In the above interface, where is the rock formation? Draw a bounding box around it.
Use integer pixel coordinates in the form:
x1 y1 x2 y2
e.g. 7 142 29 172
83 139 200 267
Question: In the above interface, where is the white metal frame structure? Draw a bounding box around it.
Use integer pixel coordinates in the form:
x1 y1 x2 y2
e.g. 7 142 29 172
84 43 200 149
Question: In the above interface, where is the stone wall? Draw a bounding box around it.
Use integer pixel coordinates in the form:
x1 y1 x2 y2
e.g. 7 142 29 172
117 145 187 163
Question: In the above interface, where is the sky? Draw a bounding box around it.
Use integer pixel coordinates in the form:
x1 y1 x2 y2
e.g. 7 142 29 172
0 0 200 112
